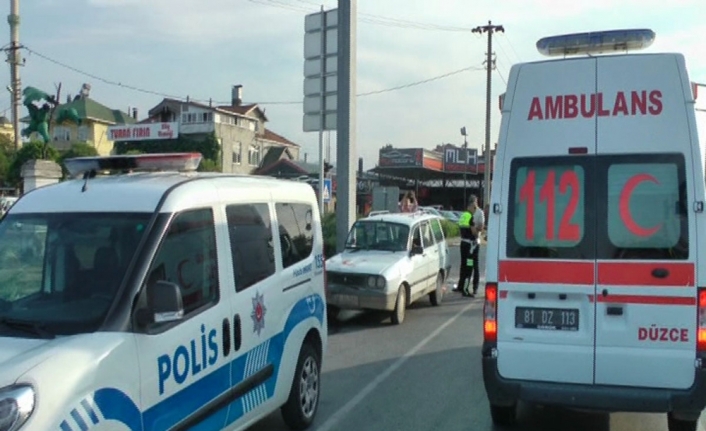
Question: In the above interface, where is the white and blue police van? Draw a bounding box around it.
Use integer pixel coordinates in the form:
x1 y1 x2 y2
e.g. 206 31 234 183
482 29 706 431
0 153 327 431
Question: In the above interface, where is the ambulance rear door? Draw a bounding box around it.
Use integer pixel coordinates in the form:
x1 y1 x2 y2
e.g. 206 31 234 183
593 53 698 390
496 57 598 385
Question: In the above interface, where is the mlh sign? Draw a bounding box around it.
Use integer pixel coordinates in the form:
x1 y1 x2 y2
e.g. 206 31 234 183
443 147 478 172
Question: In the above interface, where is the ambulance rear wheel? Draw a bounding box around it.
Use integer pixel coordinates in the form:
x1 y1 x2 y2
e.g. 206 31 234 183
281 343 321 430
490 403 517 427
667 413 697 431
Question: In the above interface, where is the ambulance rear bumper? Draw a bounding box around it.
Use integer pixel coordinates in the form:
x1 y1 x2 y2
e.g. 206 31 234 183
482 343 706 418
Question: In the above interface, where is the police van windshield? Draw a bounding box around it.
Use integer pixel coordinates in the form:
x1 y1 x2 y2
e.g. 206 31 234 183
0 212 151 338
345 221 410 252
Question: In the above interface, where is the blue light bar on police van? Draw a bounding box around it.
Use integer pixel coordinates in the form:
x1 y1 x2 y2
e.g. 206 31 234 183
64 152 203 177
536 29 655 57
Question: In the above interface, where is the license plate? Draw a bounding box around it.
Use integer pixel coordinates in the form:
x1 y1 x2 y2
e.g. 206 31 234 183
515 307 579 331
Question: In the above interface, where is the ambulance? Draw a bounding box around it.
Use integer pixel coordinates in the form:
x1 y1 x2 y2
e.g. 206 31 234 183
0 153 327 430
482 29 706 431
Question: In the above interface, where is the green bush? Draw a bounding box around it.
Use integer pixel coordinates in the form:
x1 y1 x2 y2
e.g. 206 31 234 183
322 212 337 259
440 219 460 238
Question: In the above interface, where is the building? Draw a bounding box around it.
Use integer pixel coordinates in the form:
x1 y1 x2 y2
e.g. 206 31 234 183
0 116 14 142
138 85 300 174
20 83 137 156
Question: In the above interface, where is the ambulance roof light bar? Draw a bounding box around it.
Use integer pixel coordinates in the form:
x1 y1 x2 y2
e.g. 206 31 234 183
64 152 203 178
536 29 655 57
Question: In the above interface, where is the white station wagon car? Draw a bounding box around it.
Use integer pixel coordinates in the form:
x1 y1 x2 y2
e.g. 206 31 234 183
325 212 451 324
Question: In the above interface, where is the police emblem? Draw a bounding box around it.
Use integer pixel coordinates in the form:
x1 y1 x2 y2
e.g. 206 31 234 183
251 291 267 336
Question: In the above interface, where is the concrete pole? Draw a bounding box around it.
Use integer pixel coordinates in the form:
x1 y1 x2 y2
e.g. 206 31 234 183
335 0 357 253
8 0 22 151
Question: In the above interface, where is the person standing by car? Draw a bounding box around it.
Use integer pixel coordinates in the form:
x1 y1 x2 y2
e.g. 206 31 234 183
399 191 418 213
456 198 476 297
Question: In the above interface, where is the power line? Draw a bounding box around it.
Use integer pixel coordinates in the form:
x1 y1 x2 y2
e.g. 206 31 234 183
23 45 484 106
249 0 472 32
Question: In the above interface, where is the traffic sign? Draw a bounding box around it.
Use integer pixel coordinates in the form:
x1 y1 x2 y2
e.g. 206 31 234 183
323 178 332 203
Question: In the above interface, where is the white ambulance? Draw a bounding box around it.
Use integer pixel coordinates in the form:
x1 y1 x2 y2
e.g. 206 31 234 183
0 153 327 430
482 29 706 431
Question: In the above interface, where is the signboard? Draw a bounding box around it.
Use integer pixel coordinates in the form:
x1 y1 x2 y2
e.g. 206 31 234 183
323 178 332 203
443 147 479 172
378 148 422 168
107 122 179 142
303 8 338 132
372 186 400 213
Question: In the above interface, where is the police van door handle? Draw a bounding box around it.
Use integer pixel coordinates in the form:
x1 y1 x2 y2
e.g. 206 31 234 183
652 268 669 279
222 318 231 358
233 314 242 352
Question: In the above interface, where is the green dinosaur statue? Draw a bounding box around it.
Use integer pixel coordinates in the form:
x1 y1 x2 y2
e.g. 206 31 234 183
21 86 82 144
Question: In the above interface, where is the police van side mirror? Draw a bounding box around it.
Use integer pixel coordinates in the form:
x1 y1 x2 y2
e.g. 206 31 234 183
137 281 184 327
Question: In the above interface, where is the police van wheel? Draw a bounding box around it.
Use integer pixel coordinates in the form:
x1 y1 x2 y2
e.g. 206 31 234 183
391 286 406 325
490 403 517 427
667 413 697 431
281 343 321 430
430 273 444 306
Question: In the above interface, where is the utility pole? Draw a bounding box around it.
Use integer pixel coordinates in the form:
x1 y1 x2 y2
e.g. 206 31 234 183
472 20 503 210
7 0 22 151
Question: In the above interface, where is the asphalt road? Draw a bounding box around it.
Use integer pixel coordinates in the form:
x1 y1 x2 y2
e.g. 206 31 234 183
248 243 705 431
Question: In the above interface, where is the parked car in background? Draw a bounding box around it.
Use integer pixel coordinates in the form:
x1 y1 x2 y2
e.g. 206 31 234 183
325 212 451 325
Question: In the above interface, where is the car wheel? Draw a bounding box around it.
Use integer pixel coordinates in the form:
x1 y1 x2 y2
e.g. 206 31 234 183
281 343 321 430
490 403 517 427
391 285 406 325
430 272 444 306
667 413 697 431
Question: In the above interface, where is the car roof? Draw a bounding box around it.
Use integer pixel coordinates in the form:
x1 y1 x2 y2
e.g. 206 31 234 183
361 211 441 226
10 172 314 214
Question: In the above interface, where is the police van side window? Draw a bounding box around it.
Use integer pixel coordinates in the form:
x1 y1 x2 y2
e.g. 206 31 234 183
146 208 219 317
275 203 314 268
506 157 595 259
596 153 688 260
226 203 276 292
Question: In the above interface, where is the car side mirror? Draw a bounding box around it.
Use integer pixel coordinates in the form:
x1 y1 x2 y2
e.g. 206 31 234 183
137 281 184 327
410 245 424 256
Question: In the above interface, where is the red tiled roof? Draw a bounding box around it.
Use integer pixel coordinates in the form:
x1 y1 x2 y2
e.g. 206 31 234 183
261 129 299 147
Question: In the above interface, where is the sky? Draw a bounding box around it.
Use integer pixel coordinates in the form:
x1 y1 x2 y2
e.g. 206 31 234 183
3 0 705 170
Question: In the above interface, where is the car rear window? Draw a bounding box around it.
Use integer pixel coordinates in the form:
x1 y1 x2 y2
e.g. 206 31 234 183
507 157 594 259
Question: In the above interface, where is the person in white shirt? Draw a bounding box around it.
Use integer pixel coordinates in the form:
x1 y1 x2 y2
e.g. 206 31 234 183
468 195 485 296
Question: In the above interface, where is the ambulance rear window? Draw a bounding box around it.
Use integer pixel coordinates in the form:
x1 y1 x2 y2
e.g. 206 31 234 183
596 153 688 260
506 157 595 259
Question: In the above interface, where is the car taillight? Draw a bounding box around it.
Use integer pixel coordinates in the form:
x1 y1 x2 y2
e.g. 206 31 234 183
484 282 498 342
698 289 706 352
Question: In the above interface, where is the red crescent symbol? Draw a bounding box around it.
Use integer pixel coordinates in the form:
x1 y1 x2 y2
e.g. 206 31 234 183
619 173 662 237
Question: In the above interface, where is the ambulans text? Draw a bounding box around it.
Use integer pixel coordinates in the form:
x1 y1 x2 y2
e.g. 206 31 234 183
528 90 663 121
157 324 219 395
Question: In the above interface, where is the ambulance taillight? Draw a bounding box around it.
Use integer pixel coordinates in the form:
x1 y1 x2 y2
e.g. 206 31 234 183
698 289 706 352
484 283 498 342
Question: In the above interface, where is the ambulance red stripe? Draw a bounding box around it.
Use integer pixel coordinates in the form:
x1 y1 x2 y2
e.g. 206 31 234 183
498 260 594 284
597 262 695 286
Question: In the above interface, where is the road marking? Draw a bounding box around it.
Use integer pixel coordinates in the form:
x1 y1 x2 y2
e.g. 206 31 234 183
314 301 480 431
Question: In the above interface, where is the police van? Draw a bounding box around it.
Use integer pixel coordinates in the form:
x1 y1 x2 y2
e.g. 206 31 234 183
482 29 706 431
0 153 327 430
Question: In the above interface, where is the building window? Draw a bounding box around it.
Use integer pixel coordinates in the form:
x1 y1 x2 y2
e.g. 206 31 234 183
52 126 70 141
77 126 89 142
248 145 260 166
232 142 242 164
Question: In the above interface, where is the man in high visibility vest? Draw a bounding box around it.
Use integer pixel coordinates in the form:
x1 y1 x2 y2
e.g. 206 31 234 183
456 195 484 297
